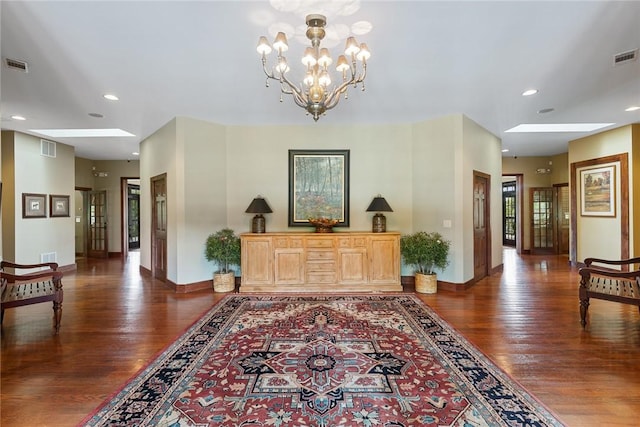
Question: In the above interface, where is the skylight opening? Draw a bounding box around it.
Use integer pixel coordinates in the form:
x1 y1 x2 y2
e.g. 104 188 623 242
31 128 135 137
505 123 615 133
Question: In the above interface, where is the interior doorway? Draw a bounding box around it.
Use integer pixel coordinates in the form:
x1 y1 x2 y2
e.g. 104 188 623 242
502 181 516 247
120 177 140 260
502 174 523 254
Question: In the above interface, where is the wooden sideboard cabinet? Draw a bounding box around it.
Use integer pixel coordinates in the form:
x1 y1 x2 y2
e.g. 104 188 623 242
240 232 401 292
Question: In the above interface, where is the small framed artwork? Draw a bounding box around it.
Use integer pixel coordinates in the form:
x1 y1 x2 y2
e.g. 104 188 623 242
50 194 70 217
22 193 47 218
288 149 350 227
580 165 616 217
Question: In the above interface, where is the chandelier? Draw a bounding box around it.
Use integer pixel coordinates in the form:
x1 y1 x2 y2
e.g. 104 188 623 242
257 14 370 121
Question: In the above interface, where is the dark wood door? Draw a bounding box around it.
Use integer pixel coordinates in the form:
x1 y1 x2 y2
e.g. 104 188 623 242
151 174 167 282
87 190 108 258
473 172 490 281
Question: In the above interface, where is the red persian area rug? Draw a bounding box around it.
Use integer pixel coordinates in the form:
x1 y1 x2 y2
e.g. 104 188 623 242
80 295 565 427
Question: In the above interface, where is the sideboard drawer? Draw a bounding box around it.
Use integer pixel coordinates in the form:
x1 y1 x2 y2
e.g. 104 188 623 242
306 272 336 283
307 239 334 248
307 250 334 260
306 261 335 271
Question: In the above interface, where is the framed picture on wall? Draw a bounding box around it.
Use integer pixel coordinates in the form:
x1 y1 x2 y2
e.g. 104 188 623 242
50 194 70 217
22 193 47 218
580 165 615 217
288 149 350 227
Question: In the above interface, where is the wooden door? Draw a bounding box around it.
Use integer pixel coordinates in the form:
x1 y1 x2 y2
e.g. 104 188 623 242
554 184 570 254
87 190 108 258
151 174 167 282
530 187 554 254
473 172 491 281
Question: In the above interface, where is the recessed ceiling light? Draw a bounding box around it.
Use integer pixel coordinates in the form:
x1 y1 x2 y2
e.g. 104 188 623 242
625 106 640 112
505 123 615 133
502 149 509 153
31 128 135 137
11 115 26 121
522 89 538 96
103 94 119 101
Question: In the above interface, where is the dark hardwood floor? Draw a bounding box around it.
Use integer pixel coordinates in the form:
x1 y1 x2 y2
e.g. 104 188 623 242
2 248 639 426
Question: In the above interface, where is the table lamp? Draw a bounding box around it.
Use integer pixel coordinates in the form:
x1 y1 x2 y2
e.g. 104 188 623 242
366 195 393 232
245 196 273 233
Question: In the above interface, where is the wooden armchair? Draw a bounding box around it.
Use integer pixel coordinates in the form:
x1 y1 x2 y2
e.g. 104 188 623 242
1 261 64 334
579 257 640 327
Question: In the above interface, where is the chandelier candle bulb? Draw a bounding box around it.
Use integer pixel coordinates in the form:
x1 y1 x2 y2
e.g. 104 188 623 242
257 14 370 121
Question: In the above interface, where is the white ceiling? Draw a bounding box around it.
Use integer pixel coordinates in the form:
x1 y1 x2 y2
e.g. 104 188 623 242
1 1 639 161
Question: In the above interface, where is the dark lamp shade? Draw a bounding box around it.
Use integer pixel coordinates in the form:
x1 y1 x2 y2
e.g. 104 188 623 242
366 196 393 212
245 197 273 214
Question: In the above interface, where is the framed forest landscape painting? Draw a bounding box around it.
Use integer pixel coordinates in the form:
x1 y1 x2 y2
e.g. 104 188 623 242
580 165 615 217
288 149 350 227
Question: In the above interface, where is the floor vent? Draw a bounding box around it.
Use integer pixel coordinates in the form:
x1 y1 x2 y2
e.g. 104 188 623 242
41 139 56 158
41 252 57 264
5 57 28 72
613 49 637 65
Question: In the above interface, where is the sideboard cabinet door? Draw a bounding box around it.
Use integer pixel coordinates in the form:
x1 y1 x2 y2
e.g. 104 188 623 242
368 235 400 284
241 236 273 285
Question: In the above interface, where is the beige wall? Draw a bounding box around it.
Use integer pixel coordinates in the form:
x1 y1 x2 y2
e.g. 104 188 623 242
1 131 75 267
73 157 140 254
569 124 637 261
140 114 503 286
502 154 569 251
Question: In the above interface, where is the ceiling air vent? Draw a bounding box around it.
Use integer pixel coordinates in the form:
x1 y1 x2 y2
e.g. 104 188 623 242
41 139 56 158
613 49 637 65
5 57 28 72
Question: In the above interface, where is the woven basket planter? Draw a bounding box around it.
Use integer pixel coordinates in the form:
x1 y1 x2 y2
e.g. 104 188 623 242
213 272 235 293
415 273 437 294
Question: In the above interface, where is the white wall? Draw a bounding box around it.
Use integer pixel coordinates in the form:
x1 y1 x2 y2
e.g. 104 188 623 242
140 117 228 285
461 116 503 280
140 114 503 287
1 132 75 267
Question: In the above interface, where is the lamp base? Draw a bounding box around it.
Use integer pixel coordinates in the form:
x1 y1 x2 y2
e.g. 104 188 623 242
251 215 266 233
372 213 386 233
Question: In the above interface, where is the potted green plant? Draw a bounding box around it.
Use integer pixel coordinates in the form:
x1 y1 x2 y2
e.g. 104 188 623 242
204 228 241 292
400 231 450 294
